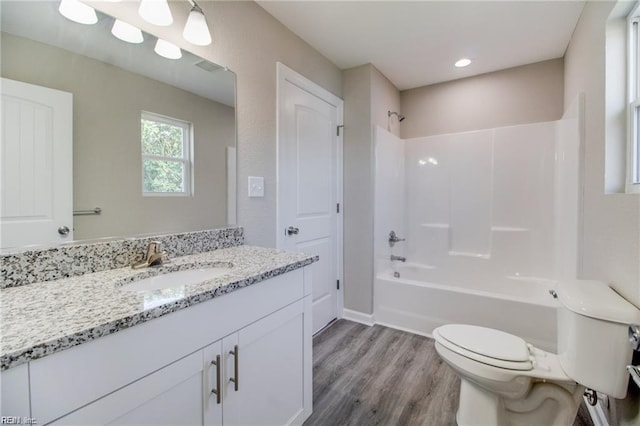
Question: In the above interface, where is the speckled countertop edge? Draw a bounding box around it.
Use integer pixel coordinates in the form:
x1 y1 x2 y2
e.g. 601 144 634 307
0 246 318 371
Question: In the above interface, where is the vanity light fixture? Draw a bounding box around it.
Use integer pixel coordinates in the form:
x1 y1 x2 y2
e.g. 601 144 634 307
455 58 472 68
154 38 182 59
58 0 98 25
183 1 212 46
111 19 144 44
139 0 173 26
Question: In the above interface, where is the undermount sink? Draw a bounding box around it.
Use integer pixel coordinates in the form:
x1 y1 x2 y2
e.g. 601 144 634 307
121 265 233 292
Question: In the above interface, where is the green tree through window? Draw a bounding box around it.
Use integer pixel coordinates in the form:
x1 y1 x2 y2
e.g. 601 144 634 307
141 112 192 195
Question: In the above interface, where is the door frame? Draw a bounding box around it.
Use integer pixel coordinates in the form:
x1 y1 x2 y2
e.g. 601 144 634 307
275 62 344 319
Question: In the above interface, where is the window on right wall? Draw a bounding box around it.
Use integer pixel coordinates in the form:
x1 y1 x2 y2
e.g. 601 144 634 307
627 4 640 192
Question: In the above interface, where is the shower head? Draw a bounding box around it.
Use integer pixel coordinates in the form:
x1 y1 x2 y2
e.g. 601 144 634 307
388 110 406 122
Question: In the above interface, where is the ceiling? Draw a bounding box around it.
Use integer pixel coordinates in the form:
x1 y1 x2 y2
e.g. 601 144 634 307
257 1 585 91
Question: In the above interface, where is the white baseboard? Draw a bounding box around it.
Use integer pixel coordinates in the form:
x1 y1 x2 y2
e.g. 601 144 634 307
341 309 375 326
374 320 433 339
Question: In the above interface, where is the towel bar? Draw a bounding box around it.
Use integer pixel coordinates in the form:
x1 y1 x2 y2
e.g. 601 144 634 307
73 207 102 216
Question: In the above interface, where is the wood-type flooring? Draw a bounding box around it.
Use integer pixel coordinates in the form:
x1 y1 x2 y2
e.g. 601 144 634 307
304 320 594 426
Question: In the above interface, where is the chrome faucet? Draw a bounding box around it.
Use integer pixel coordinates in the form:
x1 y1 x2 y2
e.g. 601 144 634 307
132 241 168 269
390 255 406 262
388 230 406 247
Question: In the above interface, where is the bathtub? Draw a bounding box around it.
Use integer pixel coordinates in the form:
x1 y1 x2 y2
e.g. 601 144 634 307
374 263 559 352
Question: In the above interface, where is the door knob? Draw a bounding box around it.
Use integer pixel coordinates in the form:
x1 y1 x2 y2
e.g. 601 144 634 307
58 225 70 236
287 226 299 235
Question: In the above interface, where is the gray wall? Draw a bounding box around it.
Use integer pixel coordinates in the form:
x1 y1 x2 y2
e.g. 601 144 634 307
1 32 234 240
400 59 565 138
343 65 373 315
89 1 343 248
343 64 400 315
564 2 640 423
212 2 343 248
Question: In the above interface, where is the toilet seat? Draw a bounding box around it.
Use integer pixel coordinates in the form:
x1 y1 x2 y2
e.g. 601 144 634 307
434 324 534 371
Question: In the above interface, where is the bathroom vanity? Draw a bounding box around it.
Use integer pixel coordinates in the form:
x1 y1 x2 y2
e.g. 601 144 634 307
0 230 317 425
0 4 320 423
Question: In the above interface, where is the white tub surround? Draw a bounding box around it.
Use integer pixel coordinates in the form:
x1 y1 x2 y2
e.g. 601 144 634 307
401 121 561 278
373 129 406 275
373 98 581 345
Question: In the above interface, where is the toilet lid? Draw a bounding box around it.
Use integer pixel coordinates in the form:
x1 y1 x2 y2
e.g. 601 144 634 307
436 324 533 371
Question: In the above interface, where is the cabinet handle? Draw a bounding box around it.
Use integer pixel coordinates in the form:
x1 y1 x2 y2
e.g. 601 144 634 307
229 345 239 391
211 355 221 404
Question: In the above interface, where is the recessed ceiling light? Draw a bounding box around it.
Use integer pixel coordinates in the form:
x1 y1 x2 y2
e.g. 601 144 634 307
455 58 472 68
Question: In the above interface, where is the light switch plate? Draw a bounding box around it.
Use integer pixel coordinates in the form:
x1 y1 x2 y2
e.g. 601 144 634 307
248 176 264 197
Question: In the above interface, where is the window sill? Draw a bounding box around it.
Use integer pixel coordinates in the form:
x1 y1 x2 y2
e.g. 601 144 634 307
142 192 192 197
625 183 640 194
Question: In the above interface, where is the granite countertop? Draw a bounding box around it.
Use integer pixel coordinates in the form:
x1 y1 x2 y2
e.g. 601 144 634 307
0 245 318 371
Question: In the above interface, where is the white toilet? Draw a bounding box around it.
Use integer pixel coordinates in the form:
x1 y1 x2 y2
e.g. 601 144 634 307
433 279 640 426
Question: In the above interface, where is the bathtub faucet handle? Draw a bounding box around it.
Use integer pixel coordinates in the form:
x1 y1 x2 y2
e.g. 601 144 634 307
389 230 406 247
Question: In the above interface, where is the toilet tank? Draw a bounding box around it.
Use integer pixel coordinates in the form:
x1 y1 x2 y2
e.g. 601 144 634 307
556 280 640 399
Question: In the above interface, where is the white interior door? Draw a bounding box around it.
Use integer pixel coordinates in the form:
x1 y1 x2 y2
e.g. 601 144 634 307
1 78 73 249
277 63 343 334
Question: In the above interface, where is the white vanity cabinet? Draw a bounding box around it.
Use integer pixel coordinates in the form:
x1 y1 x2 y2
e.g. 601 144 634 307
221 299 309 426
53 350 206 425
1 266 313 426
0 363 30 418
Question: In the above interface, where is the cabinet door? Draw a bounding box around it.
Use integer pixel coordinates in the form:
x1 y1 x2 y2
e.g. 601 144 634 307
53 351 204 425
223 300 306 426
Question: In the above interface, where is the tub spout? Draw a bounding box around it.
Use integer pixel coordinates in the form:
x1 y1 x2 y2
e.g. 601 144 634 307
391 255 406 262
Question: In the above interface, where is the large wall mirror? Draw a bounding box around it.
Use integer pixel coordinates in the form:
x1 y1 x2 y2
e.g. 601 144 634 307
0 1 236 249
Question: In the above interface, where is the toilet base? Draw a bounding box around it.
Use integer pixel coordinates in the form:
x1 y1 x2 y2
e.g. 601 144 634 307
456 378 585 426
456 379 503 425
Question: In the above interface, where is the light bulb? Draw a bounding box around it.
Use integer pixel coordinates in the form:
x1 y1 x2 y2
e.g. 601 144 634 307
111 19 144 44
183 5 212 46
455 58 472 68
58 0 97 25
139 0 173 26
154 39 182 59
